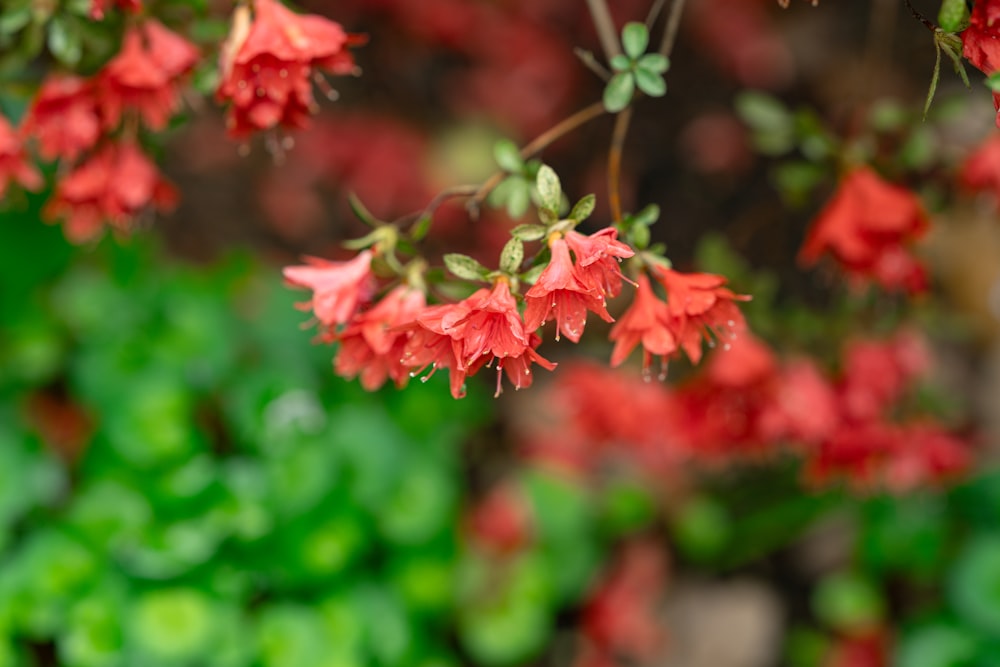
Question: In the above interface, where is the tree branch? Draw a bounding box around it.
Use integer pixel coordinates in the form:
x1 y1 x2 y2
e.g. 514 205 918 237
585 0 622 60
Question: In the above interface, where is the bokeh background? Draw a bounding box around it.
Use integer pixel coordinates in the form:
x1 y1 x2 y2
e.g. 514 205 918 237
3 0 1000 666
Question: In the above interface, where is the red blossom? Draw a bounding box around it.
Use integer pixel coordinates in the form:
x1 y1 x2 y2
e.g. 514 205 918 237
334 285 426 391
217 0 364 138
798 167 929 294
0 115 42 199
465 483 533 555
963 1 1000 125
608 274 677 376
283 250 376 330
654 266 750 364
564 227 634 298
523 237 612 342
400 301 481 399
44 142 176 243
96 21 199 131
838 331 931 423
960 133 1000 206
453 280 530 366
22 76 101 162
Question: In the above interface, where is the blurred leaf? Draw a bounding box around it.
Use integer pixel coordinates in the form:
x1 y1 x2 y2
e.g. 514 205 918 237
635 67 666 97
493 139 523 172
621 22 648 59
127 589 217 663
895 623 980 667
444 253 489 281
499 237 524 274
603 72 635 113
812 572 884 633
47 16 82 66
535 165 562 216
671 495 731 562
949 535 1000 635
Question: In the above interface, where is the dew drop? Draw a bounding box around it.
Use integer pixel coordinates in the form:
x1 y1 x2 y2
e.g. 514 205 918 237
420 375 430 383
722 343 731 351
727 320 736 327
707 339 716 348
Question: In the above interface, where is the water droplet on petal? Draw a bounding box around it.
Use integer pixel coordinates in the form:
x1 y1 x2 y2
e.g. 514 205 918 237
722 343 731 351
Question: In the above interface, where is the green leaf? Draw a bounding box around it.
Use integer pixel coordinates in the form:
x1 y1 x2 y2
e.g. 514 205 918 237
507 179 532 219
510 224 547 242
494 140 523 173
411 215 432 241
735 91 792 132
635 67 666 97
47 17 82 67
949 535 1000 635
609 54 631 71
347 193 380 228
499 237 524 274
0 7 31 36
444 254 489 281
629 203 660 227
812 573 884 633
535 165 562 214
638 53 669 73
569 194 596 223
629 223 650 250
938 0 970 32
603 72 635 113
621 22 648 59
925 39 943 119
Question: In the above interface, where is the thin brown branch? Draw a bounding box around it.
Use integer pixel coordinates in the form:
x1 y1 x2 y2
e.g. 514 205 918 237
398 184 480 232
574 48 612 81
585 0 622 60
607 107 633 223
645 0 669 29
468 101 608 215
904 0 937 32
658 0 688 57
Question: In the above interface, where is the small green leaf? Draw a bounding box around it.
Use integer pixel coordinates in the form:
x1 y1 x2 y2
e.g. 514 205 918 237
507 179 532 219
0 7 31 36
499 238 525 274
510 224 547 242
924 40 943 119
938 0 970 33
444 254 489 281
48 17 82 67
347 193 380 228
494 140 523 173
735 91 792 132
635 67 666 97
630 203 660 227
638 53 669 73
410 215 432 241
629 223 650 250
603 72 635 113
536 165 562 214
569 194 596 223
621 22 648 59
609 54 631 71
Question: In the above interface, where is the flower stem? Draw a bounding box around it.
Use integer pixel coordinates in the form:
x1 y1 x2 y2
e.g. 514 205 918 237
585 0 623 60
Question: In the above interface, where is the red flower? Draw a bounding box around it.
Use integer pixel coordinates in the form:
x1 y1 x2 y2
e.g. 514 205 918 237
334 285 426 391
90 0 141 20
44 142 176 242
608 274 677 376
216 0 363 138
283 250 376 330
798 167 929 294
466 483 533 555
498 333 557 395
0 115 42 198
523 237 612 342
400 301 480 399
22 76 101 161
960 133 1000 206
96 20 200 131
454 279 530 367
654 266 750 364
564 227 634 298
838 331 930 423
963 1 1000 125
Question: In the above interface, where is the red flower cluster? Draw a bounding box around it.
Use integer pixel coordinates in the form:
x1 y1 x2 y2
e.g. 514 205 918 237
96 20 199 131
16 20 197 241
519 328 969 493
963 0 1000 126
45 142 177 243
575 541 668 667
610 266 749 377
0 115 42 199
217 0 364 138
465 483 534 555
799 167 929 294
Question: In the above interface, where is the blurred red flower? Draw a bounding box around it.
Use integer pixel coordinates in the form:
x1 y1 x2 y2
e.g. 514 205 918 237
798 167 929 294
96 20 199 131
0 115 42 199
217 0 363 138
22 76 101 162
283 250 376 330
960 133 1000 206
44 142 175 242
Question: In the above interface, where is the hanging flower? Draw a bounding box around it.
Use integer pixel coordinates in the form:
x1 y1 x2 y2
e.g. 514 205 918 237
96 20 200 131
798 166 929 294
282 250 376 331
22 75 101 162
216 0 364 138
0 115 42 199
963 1 1000 126
608 274 677 376
400 301 480 400
654 266 750 364
564 227 634 298
523 236 612 342
44 141 176 242
960 133 1000 207
334 284 426 391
